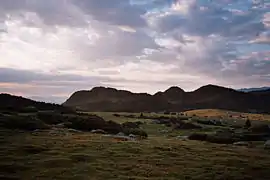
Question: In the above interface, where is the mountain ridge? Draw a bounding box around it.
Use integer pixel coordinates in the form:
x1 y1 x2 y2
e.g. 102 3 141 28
63 85 270 113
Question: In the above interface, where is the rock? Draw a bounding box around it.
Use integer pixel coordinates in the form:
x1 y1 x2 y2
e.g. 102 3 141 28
67 128 82 133
129 134 137 138
91 129 107 134
113 135 132 141
176 135 188 140
54 123 66 128
117 132 125 136
233 141 250 146
152 120 160 124
264 140 270 149
160 129 169 133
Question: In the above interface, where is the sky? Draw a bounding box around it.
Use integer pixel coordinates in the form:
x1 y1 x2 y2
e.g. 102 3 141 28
0 0 270 103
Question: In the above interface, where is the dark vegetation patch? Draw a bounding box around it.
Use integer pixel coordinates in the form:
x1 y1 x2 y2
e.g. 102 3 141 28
122 128 148 138
188 129 270 144
0 99 148 137
122 121 143 129
0 115 49 131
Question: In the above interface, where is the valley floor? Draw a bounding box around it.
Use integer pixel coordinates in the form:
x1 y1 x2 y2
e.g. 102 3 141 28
1 111 270 180
2 129 270 179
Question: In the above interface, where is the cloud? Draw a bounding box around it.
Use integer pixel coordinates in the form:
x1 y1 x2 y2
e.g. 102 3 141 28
263 12 270 28
250 31 270 44
0 0 270 103
147 0 266 38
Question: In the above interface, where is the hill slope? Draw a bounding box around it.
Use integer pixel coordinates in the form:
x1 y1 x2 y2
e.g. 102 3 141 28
0 93 74 113
63 85 270 113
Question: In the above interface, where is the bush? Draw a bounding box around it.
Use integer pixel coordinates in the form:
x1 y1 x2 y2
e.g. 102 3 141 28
174 122 202 130
123 128 148 138
65 115 122 134
0 115 48 131
188 133 207 141
102 120 123 134
206 135 235 144
37 111 65 125
164 111 170 115
122 121 142 129
113 113 121 117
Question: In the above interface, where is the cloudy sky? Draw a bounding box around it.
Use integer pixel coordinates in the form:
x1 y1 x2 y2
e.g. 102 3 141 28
0 0 270 103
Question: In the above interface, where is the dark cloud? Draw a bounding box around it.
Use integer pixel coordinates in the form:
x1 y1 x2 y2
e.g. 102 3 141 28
0 68 103 84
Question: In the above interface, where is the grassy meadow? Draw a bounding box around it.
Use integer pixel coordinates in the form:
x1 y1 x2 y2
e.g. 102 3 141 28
1 110 270 179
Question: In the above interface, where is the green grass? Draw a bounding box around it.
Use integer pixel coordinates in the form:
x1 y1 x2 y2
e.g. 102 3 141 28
2 111 270 179
1 128 270 180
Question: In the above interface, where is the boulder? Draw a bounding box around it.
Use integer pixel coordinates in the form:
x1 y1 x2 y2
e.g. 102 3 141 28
91 129 107 134
54 123 66 128
129 134 137 138
117 132 125 136
233 141 250 147
176 135 188 140
67 128 82 133
264 140 270 149
113 135 132 141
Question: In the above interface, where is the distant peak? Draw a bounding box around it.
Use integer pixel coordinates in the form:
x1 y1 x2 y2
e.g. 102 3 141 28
198 84 228 90
194 84 235 94
165 86 184 93
91 86 117 92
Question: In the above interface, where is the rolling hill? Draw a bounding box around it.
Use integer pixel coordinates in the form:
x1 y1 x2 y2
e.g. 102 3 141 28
63 84 270 113
0 93 74 113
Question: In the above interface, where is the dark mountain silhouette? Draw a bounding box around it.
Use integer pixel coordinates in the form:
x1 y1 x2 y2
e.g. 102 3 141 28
0 93 74 113
63 85 270 113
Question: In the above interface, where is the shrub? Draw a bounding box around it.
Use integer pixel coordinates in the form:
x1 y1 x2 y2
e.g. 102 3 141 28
113 113 121 117
66 115 122 134
0 115 48 131
122 121 141 129
206 135 235 144
123 128 148 138
174 122 202 130
37 111 65 125
164 111 170 115
102 120 122 134
188 133 207 141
